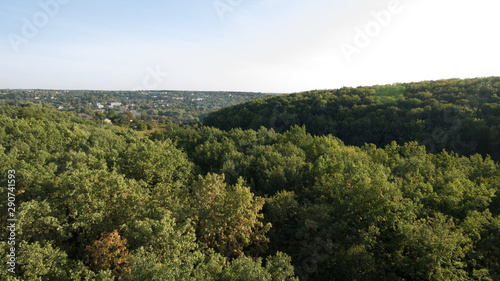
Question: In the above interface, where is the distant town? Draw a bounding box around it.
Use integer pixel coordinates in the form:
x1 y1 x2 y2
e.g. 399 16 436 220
0 89 272 129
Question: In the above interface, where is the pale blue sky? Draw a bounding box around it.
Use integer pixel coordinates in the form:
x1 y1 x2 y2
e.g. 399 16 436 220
1 0 499 92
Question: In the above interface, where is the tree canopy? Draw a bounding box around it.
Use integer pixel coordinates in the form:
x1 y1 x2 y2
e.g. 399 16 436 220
1 77 500 280
204 77 500 161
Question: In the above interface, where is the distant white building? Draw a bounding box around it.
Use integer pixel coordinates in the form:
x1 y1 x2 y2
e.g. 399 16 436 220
130 110 142 117
109 102 122 108
96 103 104 109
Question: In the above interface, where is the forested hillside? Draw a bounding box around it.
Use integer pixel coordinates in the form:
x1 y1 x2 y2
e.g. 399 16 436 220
204 77 500 161
1 103 500 280
0 105 296 280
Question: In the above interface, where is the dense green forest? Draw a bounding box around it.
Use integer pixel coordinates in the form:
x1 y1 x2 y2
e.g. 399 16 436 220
204 77 500 161
1 77 500 280
0 105 297 280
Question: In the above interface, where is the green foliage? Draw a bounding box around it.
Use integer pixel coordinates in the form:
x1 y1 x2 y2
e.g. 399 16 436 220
185 173 271 258
374 84 406 104
0 241 112 281
394 214 471 280
117 139 193 187
2 99 500 280
265 252 299 281
205 77 500 161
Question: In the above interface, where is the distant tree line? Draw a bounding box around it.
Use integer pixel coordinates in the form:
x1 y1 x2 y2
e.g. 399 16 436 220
0 89 271 128
204 77 500 161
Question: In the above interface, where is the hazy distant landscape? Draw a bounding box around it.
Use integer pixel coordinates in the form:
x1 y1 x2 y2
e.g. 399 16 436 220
2 0 500 280
0 89 272 126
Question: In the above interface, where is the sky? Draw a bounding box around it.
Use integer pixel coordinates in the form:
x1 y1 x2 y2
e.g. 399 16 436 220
0 0 499 93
